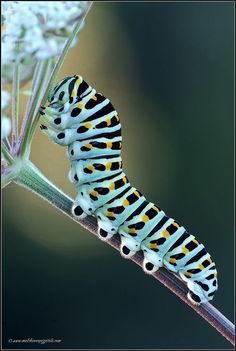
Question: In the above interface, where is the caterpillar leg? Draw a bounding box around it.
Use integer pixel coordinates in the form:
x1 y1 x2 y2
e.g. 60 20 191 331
178 256 218 304
72 191 93 219
40 106 58 130
71 202 87 219
72 190 95 219
40 111 61 129
97 220 117 241
39 124 59 143
141 246 163 274
185 276 218 305
119 234 140 258
40 105 57 117
186 280 209 305
40 107 71 130
40 124 76 146
95 213 118 241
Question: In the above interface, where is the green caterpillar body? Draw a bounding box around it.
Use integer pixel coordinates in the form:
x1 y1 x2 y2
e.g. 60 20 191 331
40 75 218 305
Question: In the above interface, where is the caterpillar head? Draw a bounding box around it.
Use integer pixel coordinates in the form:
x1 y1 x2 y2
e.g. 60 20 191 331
48 76 74 108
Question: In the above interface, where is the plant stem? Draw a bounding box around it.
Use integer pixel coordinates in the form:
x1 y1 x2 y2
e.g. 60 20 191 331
14 160 235 346
1 168 16 188
22 61 41 127
15 160 72 213
12 61 20 146
19 59 52 159
28 1 93 144
2 137 11 151
1 142 14 165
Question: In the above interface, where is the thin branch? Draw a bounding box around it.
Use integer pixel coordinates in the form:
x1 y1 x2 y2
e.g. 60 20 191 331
2 137 11 151
14 160 235 346
12 61 20 146
1 168 16 188
20 61 41 135
1 142 14 165
18 59 52 159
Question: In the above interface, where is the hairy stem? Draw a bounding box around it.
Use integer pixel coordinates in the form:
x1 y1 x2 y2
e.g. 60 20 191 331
1 142 14 165
15 161 72 212
21 61 41 130
1 168 17 189
12 61 20 146
14 160 235 346
2 137 11 151
19 59 52 159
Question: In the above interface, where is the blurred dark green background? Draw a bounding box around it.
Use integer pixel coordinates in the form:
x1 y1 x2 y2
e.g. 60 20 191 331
2 2 234 349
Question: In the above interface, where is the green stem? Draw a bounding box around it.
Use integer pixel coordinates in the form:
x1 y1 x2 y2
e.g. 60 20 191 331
19 59 52 159
29 1 93 143
2 137 11 151
22 61 41 124
1 142 14 165
1 169 16 188
12 61 20 146
15 160 73 214
14 160 235 346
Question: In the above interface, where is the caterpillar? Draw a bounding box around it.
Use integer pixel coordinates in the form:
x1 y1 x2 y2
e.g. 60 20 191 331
40 75 218 305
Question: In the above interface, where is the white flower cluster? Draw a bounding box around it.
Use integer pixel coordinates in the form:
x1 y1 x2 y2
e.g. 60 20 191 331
2 1 89 63
1 89 11 140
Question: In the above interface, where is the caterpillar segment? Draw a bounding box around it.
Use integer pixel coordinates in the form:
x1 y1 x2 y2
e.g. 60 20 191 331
69 157 123 185
40 75 218 305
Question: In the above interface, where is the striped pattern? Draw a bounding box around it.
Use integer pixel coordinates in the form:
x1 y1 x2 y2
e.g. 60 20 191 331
40 75 218 305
